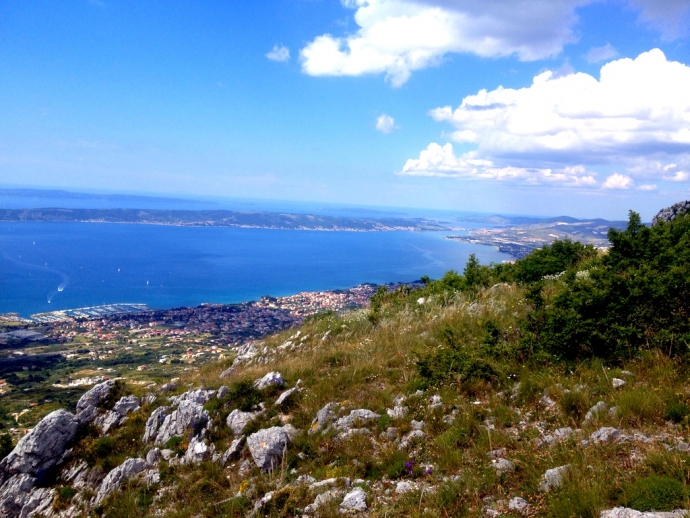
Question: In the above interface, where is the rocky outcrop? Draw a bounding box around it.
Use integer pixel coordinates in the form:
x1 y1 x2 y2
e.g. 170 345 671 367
76 379 115 424
226 409 260 435
154 400 208 447
143 406 169 443
183 437 214 465
95 395 140 434
253 372 285 390
652 200 690 226
247 427 289 471
94 458 148 506
309 402 339 434
0 409 79 483
600 508 688 518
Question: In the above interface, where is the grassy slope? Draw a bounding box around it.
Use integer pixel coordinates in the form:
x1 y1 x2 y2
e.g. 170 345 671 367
93 282 690 517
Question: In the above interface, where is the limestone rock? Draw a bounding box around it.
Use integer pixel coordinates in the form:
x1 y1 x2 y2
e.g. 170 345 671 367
652 200 690 226
309 402 339 434
220 435 245 466
398 430 426 450
217 385 229 399
168 387 215 406
253 372 285 390
220 367 234 379
183 437 213 464
0 409 79 482
509 497 531 515
76 379 115 421
146 448 161 465
247 427 289 471
95 396 140 434
143 406 169 443
612 378 626 389
94 458 148 506
600 507 688 517
304 489 344 514
340 487 368 512
584 401 608 422
275 386 300 407
335 409 380 431
491 458 515 474
154 400 208 446
539 465 570 492
226 409 260 435
590 427 622 444
387 405 408 419
395 481 416 494
535 427 574 448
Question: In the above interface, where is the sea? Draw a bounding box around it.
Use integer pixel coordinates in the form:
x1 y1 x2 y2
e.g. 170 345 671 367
0 192 510 317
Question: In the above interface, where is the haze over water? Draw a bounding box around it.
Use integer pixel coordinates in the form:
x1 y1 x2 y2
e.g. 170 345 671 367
0 222 510 317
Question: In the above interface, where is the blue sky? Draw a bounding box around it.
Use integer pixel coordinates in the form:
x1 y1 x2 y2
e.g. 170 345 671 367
1 1 689 219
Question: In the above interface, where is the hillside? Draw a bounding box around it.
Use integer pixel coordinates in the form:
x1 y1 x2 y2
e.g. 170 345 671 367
2 203 690 517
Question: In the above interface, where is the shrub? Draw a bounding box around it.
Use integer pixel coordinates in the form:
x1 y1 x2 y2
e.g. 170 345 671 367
0 433 13 460
226 379 261 412
623 475 686 511
559 390 589 423
664 401 690 423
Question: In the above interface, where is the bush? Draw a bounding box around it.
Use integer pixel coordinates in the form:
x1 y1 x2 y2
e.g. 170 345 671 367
0 433 13 460
664 401 690 423
623 475 686 511
559 390 589 423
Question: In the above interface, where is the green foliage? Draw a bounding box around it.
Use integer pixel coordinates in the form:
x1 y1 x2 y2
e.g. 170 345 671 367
622 475 687 511
524 211 690 361
0 433 13 460
513 239 597 284
559 390 589 423
226 379 261 412
53 486 76 511
664 401 690 423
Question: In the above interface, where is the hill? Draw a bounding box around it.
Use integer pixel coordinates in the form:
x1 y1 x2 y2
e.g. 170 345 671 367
1 204 690 517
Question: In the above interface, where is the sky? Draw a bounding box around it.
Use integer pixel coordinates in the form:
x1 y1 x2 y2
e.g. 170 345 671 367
1 1 690 220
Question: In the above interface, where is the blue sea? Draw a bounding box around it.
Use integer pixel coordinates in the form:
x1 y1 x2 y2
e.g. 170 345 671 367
0 222 510 317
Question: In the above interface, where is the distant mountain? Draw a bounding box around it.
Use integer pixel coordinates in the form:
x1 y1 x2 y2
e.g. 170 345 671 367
0 188 204 205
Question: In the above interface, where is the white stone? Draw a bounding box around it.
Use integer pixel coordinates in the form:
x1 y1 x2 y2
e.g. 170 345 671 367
340 487 368 511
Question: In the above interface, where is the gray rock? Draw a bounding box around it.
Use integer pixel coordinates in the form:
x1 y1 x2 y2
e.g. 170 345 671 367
94 458 148 506
281 424 300 442
340 487 367 511
487 448 507 459
539 465 570 492
509 497 531 515
275 386 300 406
142 393 157 405
387 405 408 419
253 372 285 390
294 474 316 485
154 400 208 446
142 469 160 485
18 486 55 518
146 448 161 465
160 449 175 460
398 430 426 450
76 379 115 418
113 394 140 415
491 458 515 474
0 409 79 482
95 411 122 435
381 427 398 441
220 436 245 466
429 394 443 409
226 409 260 435
238 459 253 476
612 378 626 389
0 473 37 517
335 409 380 431
535 427 574 448
652 200 690 226
183 437 213 464
247 427 289 471
309 402 339 434
169 387 215 406
584 401 608 422
305 489 344 513
411 420 425 430
590 427 622 444
62 460 89 489
96 395 140 434
143 406 169 443
395 481 416 494
217 385 229 399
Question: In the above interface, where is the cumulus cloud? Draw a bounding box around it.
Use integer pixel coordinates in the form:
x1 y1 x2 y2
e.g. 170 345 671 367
638 184 657 191
376 114 398 133
299 0 690 86
300 0 587 86
402 50 690 189
266 45 290 62
586 43 618 63
664 171 690 182
603 173 634 189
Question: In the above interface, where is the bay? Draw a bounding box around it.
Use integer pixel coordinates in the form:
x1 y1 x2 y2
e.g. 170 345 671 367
0 222 510 317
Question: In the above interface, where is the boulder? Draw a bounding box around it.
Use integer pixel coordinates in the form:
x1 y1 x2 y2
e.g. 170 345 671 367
146 448 161 465
96 395 140 434
94 458 148 506
168 388 215 406
0 473 37 517
509 497 531 516
600 508 687 517
612 378 626 389
335 409 380 431
226 409 260 435
76 379 115 419
309 402 339 434
590 427 622 444
0 409 79 482
183 437 213 464
217 385 229 399
247 427 289 471
220 435 245 466
275 386 300 407
340 487 368 512
154 401 208 446
491 458 515 474
143 406 169 443
539 465 570 492
253 372 285 390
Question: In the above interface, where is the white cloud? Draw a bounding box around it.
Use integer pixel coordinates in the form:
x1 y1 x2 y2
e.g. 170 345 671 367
603 173 634 189
403 50 690 188
376 114 398 133
664 171 690 182
586 43 618 63
299 0 690 86
300 0 587 86
266 45 290 62
638 184 657 191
